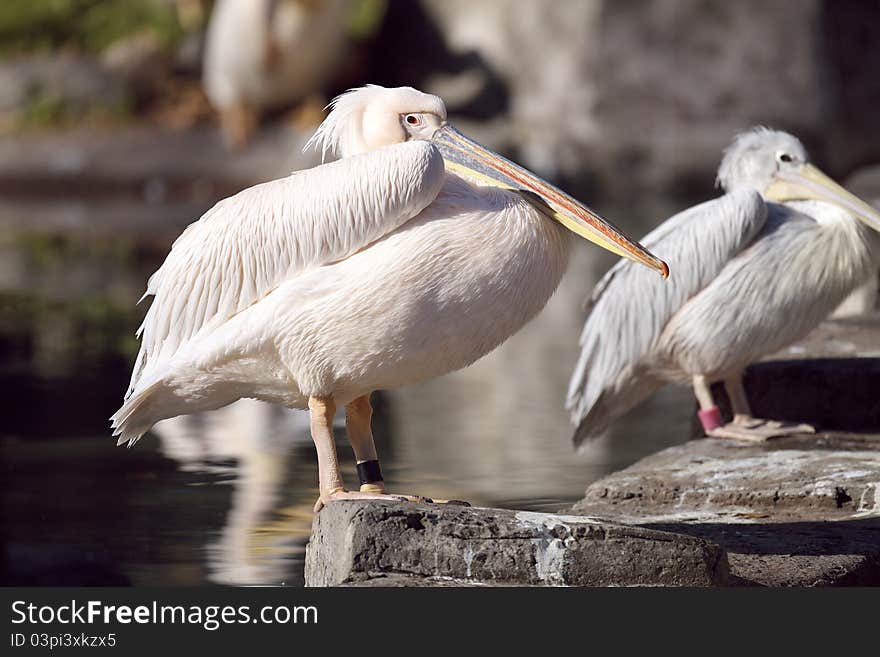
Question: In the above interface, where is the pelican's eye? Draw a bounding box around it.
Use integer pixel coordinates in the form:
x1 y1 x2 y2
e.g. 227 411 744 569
777 152 793 164
404 114 422 127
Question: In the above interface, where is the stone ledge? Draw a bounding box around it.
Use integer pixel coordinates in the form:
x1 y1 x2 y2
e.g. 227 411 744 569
570 436 880 586
305 501 729 587
573 436 880 522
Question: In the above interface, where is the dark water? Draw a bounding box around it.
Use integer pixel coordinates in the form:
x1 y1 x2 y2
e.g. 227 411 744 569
1 197 692 587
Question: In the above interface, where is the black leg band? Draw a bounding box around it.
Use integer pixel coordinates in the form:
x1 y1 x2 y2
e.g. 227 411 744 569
357 459 383 485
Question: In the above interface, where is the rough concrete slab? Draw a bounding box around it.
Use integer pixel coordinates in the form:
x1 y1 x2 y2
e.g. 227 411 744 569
570 436 880 586
573 437 880 522
305 501 729 587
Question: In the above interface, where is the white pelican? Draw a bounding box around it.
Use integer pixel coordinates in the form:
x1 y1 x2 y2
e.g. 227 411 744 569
203 0 350 149
112 85 667 510
567 128 880 444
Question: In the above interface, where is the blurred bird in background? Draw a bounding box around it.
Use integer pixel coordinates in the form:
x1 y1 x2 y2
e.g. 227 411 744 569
111 85 667 511
567 128 880 444
203 0 351 149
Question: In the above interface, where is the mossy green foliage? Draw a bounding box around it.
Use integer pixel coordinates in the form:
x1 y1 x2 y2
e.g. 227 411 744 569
346 0 387 41
17 87 68 127
15 85 134 130
13 230 144 270
0 0 183 56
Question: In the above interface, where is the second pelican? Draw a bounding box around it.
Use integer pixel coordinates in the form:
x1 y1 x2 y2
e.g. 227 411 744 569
567 128 880 444
112 85 667 510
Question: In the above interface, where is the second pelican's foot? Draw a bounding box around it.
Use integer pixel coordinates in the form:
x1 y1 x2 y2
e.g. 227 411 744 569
708 415 816 442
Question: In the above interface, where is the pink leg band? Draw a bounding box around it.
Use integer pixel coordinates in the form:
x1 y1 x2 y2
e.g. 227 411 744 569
698 406 723 432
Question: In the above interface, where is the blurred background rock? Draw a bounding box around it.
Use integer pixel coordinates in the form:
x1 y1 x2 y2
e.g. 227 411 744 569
2 0 879 586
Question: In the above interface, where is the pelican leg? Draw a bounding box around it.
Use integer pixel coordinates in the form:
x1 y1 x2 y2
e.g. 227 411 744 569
693 375 815 442
725 373 753 421
345 394 469 506
308 395 407 513
693 374 724 432
345 395 387 494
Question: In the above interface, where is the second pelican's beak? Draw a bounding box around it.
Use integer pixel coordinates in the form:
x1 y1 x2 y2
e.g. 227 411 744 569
432 125 669 278
765 163 880 232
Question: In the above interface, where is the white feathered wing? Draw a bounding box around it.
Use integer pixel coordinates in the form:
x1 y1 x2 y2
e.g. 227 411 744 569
112 141 445 444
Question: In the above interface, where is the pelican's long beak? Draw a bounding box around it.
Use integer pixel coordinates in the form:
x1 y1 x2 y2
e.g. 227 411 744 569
432 124 669 278
765 163 880 232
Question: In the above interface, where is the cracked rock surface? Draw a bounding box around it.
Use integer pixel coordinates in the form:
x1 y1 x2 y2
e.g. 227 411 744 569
305 502 728 587
305 433 880 587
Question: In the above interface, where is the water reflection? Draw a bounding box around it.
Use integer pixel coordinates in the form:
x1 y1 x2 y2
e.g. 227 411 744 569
152 401 310 585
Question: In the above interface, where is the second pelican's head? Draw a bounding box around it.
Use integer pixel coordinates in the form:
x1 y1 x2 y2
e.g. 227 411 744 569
717 127 880 232
306 85 668 278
